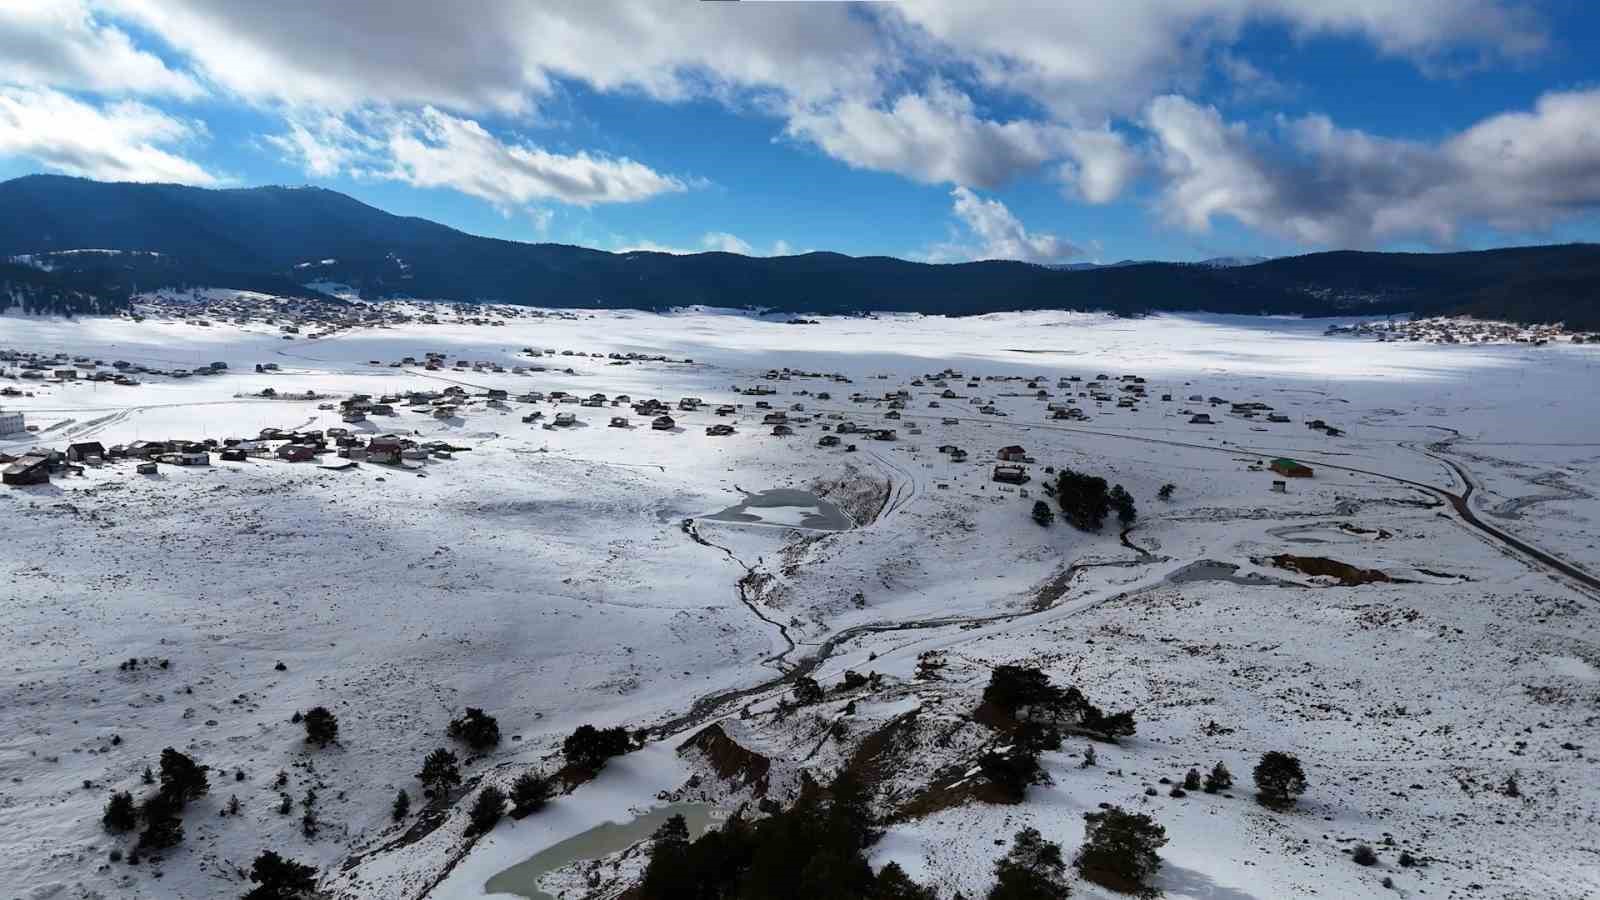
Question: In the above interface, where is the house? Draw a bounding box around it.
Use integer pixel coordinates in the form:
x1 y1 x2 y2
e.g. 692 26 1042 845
938 444 960 454
276 444 317 463
1267 413 1290 423
486 389 509 401
165 451 210 466
521 411 544 423
771 424 794 436
367 437 405 464
609 417 631 428
65 441 106 463
942 417 959 426
2 455 49 486
1189 413 1213 425
1271 479 1287 493
762 411 787 425
818 434 841 447
136 461 158 475
992 464 1029 484
716 404 737 416
997 445 1027 462
1269 458 1314 478
220 448 248 462
950 449 968 462
705 424 735 436
652 415 676 430
0 409 24 435
884 410 901 420
872 428 897 441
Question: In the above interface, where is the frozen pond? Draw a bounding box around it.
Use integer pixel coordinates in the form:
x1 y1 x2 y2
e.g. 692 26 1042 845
702 488 854 530
484 802 716 899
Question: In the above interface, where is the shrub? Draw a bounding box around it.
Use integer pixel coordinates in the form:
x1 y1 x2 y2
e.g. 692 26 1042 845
1031 500 1054 527
467 786 505 835
1352 844 1379 866
1398 850 1418 867
158 747 208 805
1109 484 1137 525
1081 744 1097 768
983 665 1057 713
418 748 462 793
561 725 631 771
391 789 410 822
302 706 338 747
989 827 1068 900
448 708 501 751
1157 483 1175 501
136 793 184 851
1076 805 1167 896
979 747 1047 803
1253 751 1307 809
1502 773 1520 798
244 850 317 900
792 676 824 705
510 771 554 817
1183 768 1202 791
1203 761 1232 793
103 790 138 832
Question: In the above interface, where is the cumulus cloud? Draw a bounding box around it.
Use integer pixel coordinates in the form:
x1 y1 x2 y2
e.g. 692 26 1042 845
0 86 216 184
701 232 754 254
1145 88 1600 246
0 2 201 98
617 233 798 256
924 186 1082 263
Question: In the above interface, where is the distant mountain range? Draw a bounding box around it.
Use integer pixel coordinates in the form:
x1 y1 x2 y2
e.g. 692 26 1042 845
2 174 1597 327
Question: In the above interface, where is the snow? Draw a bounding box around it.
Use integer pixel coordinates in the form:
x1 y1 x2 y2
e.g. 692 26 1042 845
1 303 1597 900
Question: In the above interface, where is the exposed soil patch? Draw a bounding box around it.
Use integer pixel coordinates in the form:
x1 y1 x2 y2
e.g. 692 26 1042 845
678 723 772 796
1264 554 1405 586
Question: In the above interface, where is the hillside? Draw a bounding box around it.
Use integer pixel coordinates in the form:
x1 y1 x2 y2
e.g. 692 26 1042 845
2 174 1597 326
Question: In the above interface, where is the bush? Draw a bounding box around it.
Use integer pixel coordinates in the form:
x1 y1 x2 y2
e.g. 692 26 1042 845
1203 761 1232 793
1253 751 1307 809
244 850 317 900
988 827 1068 900
467 786 505 835
1031 500 1054 527
1183 768 1202 791
562 724 631 771
792 676 824 705
302 706 338 747
510 771 554 817
103 790 138 832
136 793 184 851
1157 483 1175 501
391 789 410 822
1076 805 1168 896
980 747 1047 803
1352 844 1379 866
418 748 462 793
983 666 1058 713
158 747 208 805
448 708 501 751
1109 484 1137 525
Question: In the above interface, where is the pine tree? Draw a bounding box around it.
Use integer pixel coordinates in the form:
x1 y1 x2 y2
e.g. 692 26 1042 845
302 706 338 747
1253 751 1307 809
157 747 208 805
448 707 502 751
561 725 631 771
792 676 825 705
1109 484 1137 525
1183 768 1202 791
510 771 554 817
466 785 505 836
103 791 138 832
418 748 462 793
1031 500 1054 527
1157 483 1175 501
989 827 1069 900
1203 761 1232 793
391 789 410 822
136 793 184 851
244 850 317 900
1076 805 1167 895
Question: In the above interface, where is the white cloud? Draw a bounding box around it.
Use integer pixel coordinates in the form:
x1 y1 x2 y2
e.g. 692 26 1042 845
701 232 753 254
0 86 216 184
1058 129 1139 204
1145 88 1600 246
0 1 201 98
616 233 799 257
923 186 1082 263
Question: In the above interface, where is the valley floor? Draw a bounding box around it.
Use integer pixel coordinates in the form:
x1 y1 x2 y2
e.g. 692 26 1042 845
2 304 1597 900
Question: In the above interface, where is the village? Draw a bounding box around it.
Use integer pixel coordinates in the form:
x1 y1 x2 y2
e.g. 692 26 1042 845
2 302 1596 900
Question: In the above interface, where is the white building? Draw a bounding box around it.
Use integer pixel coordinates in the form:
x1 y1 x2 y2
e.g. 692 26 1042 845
0 409 24 435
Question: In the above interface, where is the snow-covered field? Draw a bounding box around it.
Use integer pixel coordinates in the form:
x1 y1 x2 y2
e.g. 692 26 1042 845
2 305 1597 900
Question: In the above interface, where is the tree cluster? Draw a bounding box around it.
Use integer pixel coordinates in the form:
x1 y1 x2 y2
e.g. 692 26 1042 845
983 666 1136 741
448 708 501 751
562 724 631 772
244 850 317 900
1053 469 1136 531
510 771 555 818
988 827 1068 900
1076 806 1168 897
467 785 506 835
418 748 462 794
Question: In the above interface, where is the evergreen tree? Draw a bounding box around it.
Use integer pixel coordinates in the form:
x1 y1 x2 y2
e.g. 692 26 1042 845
1157 483 1175 501
244 850 318 900
1109 484 1137 525
792 676 825 705
1253 751 1307 809
103 790 138 832
448 707 501 751
467 786 505 835
561 724 631 771
1183 768 1202 791
1030 500 1054 527
302 706 338 747
989 827 1068 900
876 861 940 899
1203 761 1232 794
979 747 1047 803
1054 469 1110 531
158 747 208 805
136 793 184 851
510 771 554 817
418 748 462 793
1076 806 1167 896
641 814 693 899
391 789 410 822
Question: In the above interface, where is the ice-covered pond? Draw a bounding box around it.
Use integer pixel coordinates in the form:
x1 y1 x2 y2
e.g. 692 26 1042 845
484 802 716 899
701 488 854 531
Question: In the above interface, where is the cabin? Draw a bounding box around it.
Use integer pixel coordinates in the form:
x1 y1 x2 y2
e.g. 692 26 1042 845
65 441 106 463
220 448 248 462
706 424 735 436
950 449 968 462
1189 413 1213 425
1271 479 1287 493
997 445 1027 462
872 428 897 441
2 455 49 486
818 434 840 447
1270 458 1314 478
651 415 676 431
772 424 794 436
609 416 631 428
164 451 210 466
136 461 158 475
277 444 317 463
762 411 788 425
367 438 405 464
0 410 25 434
992 464 1029 484
884 410 902 420
716 404 737 416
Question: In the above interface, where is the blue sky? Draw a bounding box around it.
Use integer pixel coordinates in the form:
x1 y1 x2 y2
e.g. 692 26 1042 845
2 2 1598 264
